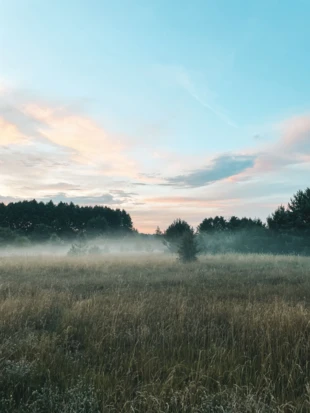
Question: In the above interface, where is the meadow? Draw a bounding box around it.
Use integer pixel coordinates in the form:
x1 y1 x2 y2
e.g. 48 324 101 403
1 253 310 412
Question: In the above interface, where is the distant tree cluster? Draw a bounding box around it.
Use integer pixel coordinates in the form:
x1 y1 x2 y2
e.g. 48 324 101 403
198 216 265 233
267 188 310 234
160 188 310 257
0 200 133 246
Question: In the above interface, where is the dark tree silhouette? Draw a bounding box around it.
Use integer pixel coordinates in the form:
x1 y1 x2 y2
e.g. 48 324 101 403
267 205 291 232
177 229 199 263
198 216 264 233
198 216 227 233
0 200 133 242
86 216 109 236
0 227 15 245
31 224 53 241
163 219 192 253
288 188 310 232
164 219 191 242
267 188 310 234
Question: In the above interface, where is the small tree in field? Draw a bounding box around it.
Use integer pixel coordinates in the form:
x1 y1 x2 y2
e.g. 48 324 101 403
177 229 199 263
164 219 192 253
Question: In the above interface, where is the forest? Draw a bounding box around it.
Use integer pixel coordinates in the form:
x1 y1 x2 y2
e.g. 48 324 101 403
0 200 133 245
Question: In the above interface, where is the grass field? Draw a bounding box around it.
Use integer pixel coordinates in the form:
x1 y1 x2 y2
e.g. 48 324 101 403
1 253 310 412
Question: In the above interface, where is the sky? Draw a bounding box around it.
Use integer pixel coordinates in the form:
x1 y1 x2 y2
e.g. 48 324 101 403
0 0 310 232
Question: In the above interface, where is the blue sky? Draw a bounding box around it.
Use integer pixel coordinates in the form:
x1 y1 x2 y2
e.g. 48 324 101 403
1 0 310 231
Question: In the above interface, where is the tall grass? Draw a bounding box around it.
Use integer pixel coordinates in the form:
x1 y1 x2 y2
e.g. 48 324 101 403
1 254 310 412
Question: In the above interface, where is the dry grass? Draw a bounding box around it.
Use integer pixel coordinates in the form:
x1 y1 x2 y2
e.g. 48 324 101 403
1 253 310 412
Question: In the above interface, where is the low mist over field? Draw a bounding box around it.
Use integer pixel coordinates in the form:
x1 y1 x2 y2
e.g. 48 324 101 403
0 236 167 257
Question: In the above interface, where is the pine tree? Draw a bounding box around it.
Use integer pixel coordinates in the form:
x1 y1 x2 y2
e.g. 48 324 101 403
177 230 199 263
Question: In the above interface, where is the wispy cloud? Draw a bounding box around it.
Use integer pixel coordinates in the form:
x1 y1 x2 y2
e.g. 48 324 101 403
0 192 127 206
242 114 310 175
154 64 237 128
0 117 29 145
280 115 310 154
144 196 239 208
21 182 82 192
23 103 137 177
0 90 146 205
110 189 137 198
176 67 238 128
44 192 126 205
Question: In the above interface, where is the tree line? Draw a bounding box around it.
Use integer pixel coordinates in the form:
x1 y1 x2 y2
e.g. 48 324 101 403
0 200 133 246
160 188 310 256
0 188 310 255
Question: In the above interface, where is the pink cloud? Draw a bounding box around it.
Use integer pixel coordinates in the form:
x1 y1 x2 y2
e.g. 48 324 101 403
132 196 246 232
24 103 138 178
0 117 28 145
281 115 310 150
130 199 277 233
225 114 310 182
144 196 241 208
